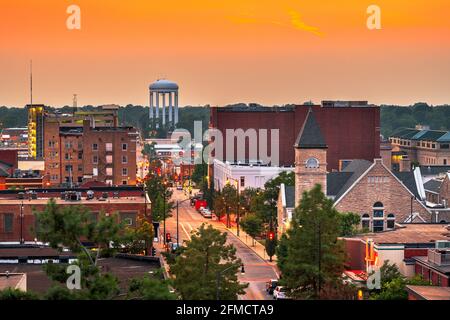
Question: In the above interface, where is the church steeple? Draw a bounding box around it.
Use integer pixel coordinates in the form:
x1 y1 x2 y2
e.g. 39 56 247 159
294 108 328 206
294 107 327 149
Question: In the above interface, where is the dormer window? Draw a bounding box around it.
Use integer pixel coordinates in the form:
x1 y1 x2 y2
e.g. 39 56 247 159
305 157 319 168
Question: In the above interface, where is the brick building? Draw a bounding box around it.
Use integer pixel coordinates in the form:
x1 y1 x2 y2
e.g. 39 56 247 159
342 224 450 278
390 127 450 167
44 119 138 187
210 101 380 171
277 108 431 237
0 187 149 243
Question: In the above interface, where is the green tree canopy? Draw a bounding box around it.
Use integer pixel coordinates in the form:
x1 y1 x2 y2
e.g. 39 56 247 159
276 184 347 299
169 224 248 300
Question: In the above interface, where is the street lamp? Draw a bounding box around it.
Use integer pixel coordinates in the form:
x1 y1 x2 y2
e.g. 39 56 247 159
20 201 24 244
216 264 245 300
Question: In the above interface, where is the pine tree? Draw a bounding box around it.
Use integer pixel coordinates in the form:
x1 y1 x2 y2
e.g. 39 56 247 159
277 184 346 299
169 224 248 300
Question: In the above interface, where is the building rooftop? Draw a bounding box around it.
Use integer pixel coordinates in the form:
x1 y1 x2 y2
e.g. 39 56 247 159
406 285 450 300
294 108 327 149
350 224 450 245
424 179 443 194
390 127 449 142
0 273 26 291
0 196 145 206
420 165 450 176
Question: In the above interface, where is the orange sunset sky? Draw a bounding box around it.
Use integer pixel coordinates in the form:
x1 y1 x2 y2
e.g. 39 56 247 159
0 0 449 107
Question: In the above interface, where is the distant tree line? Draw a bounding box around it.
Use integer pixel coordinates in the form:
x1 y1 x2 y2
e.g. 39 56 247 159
1 103 449 139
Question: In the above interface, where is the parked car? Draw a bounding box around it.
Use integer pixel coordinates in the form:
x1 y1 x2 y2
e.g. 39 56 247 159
273 286 289 300
198 206 205 213
202 209 212 218
265 279 278 295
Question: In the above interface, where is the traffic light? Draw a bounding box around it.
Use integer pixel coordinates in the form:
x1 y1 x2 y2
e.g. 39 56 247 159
268 231 275 241
165 233 172 243
151 247 156 256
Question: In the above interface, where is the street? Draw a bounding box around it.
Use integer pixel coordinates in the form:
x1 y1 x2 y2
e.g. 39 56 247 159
162 189 279 300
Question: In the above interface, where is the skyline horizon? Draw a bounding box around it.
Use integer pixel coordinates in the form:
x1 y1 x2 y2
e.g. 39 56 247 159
2 1 450 107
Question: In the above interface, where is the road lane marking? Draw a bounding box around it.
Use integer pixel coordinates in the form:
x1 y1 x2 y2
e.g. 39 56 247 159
181 223 191 240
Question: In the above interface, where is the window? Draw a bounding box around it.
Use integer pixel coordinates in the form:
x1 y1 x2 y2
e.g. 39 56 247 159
305 157 319 169
93 155 98 164
373 202 383 208
445 159 448 165
373 220 384 232
92 143 98 151
122 155 128 164
93 168 98 176
65 142 72 149
65 165 73 172
106 167 113 176
361 214 370 230
3 214 13 233
106 155 113 164
106 143 113 152
120 213 137 227
122 168 128 176
78 165 83 172
240 176 245 187
387 214 395 229
77 177 83 183
122 180 128 185
122 143 127 151
64 153 71 160
78 151 83 160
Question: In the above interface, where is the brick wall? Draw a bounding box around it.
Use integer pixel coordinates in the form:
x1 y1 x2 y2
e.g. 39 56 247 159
0 200 147 242
335 160 431 227
294 147 327 206
210 105 380 171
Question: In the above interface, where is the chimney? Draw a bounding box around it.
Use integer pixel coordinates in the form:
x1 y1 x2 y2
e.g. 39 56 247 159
399 156 411 172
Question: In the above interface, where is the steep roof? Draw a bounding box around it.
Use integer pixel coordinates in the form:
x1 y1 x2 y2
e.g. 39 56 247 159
330 160 373 200
284 186 295 208
390 128 421 139
393 171 421 198
437 132 450 142
424 179 443 194
294 108 327 149
411 130 447 141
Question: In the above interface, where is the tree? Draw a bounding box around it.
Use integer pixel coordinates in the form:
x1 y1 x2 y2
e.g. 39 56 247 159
370 261 430 300
169 224 248 300
265 236 277 262
0 288 40 300
213 190 226 222
277 184 346 300
121 216 155 255
127 272 177 300
240 214 263 246
338 212 361 237
222 184 238 228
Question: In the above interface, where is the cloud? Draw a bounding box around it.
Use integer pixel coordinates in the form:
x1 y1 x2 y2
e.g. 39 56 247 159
227 9 323 37
287 9 323 37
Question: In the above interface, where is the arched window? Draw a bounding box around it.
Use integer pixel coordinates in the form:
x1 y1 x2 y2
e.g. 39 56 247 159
387 214 395 229
361 214 370 230
373 202 384 208
372 202 384 232
305 157 319 169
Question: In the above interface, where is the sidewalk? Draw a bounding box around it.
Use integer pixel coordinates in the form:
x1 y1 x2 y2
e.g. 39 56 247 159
224 224 278 265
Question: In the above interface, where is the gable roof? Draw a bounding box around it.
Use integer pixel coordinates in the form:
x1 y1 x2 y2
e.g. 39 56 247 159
424 179 443 194
390 128 421 139
330 160 373 200
393 171 421 198
294 108 327 149
411 130 447 141
437 132 450 142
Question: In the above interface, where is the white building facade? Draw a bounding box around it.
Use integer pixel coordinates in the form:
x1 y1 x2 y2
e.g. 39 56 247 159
213 159 294 192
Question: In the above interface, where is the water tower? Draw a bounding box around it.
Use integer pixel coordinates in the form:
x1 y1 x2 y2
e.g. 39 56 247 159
149 79 179 129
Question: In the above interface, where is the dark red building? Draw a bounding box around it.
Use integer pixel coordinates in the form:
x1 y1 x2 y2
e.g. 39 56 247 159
210 101 380 171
